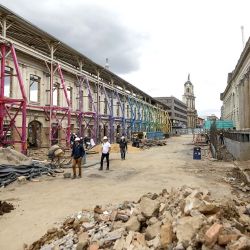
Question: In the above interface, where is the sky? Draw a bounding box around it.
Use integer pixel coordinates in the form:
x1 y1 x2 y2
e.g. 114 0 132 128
0 0 249 118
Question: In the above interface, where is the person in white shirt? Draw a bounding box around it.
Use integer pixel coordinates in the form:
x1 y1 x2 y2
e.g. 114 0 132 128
99 136 111 170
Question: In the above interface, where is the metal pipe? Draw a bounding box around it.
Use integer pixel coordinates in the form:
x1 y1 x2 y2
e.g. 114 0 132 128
0 43 6 138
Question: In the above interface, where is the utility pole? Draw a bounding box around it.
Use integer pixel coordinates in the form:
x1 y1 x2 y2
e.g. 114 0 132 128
241 26 245 49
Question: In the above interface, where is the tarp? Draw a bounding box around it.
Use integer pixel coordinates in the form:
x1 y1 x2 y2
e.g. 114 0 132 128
0 162 55 187
204 120 234 130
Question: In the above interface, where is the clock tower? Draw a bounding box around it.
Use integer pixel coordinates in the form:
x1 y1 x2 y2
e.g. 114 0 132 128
182 74 197 128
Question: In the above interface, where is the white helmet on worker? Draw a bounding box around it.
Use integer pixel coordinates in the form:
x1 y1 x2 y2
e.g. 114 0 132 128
121 136 125 139
75 137 80 141
103 136 108 140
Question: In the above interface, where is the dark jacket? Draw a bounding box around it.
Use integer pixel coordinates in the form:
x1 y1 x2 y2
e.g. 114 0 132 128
119 139 127 150
71 143 85 159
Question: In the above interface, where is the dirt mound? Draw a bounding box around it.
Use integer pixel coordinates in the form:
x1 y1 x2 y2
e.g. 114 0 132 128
29 186 250 250
89 143 141 154
0 147 32 166
0 201 14 215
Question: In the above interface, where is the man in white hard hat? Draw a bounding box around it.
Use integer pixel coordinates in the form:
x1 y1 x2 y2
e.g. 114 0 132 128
71 137 85 178
99 136 111 170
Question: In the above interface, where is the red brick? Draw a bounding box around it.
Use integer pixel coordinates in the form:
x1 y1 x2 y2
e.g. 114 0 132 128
205 223 223 246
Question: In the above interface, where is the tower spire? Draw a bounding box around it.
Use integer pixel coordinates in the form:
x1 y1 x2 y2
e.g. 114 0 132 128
188 73 190 81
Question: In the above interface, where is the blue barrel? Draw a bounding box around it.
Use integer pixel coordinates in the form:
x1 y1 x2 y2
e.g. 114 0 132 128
193 147 201 160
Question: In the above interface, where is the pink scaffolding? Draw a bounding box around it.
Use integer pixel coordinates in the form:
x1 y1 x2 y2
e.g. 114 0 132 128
0 43 27 154
75 76 97 141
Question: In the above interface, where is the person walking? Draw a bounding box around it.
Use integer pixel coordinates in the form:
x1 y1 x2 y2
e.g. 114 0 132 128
119 136 127 160
99 136 111 170
219 132 224 145
71 137 85 178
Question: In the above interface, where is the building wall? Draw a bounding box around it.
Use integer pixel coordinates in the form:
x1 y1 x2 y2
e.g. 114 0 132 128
3 50 170 147
221 40 250 130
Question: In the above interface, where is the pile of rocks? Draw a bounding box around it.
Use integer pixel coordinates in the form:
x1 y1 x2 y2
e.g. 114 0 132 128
223 167 250 193
140 140 167 149
29 187 250 250
0 200 14 215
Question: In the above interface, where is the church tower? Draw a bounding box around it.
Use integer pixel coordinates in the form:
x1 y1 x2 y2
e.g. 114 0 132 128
182 74 197 128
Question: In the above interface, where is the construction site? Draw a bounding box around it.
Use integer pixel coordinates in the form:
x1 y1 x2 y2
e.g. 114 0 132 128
0 3 250 250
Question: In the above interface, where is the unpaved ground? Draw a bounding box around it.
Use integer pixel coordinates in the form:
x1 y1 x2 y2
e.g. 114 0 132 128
0 135 235 250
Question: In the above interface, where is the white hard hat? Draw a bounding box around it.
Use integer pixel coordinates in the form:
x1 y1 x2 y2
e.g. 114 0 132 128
121 136 125 139
75 137 80 141
103 136 108 140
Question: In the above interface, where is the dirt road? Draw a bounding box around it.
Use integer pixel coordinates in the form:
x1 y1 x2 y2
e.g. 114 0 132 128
0 135 235 250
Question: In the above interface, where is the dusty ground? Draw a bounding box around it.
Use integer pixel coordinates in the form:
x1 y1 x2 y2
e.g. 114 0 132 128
0 135 236 250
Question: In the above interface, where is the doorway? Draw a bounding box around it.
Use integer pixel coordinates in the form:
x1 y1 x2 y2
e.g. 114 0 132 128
28 120 42 148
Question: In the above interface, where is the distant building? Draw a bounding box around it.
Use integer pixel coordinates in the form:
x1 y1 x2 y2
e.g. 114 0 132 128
207 114 219 121
197 117 205 128
182 75 198 128
154 96 187 129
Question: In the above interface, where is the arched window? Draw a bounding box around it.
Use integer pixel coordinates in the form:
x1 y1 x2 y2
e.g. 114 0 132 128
187 88 190 93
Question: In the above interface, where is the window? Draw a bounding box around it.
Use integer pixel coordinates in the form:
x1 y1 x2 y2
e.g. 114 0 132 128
29 75 40 102
104 98 108 114
88 95 92 111
53 83 59 106
4 67 13 97
98 96 101 112
187 88 190 93
116 102 120 116
66 86 72 105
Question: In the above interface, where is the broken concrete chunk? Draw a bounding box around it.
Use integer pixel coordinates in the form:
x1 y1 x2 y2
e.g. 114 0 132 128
140 196 160 218
125 216 140 232
160 222 173 248
145 221 161 240
218 233 240 246
176 216 204 247
227 236 250 250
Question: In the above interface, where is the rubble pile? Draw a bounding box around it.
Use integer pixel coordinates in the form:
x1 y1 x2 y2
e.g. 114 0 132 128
216 145 234 162
29 186 250 250
0 200 14 215
224 167 250 193
140 140 167 149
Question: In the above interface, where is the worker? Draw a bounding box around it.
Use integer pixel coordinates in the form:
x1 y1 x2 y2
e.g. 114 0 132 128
80 137 87 164
116 133 120 143
71 137 85 178
84 134 90 149
205 133 210 144
119 136 128 160
99 136 111 170
219 132 224 145
70 133 76 148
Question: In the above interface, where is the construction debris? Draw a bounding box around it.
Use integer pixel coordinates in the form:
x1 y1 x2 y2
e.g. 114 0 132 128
0 200 14 215
0 162 57 187
140 139 167 149
29 186 250 250
223 167 250 193
0 147 32 165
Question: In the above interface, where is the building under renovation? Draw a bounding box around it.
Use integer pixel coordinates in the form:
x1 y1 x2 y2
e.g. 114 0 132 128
0 5 171 153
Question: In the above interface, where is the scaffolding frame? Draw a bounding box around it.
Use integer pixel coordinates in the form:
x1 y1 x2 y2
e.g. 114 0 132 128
0 42 27 154
0 7 172 152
